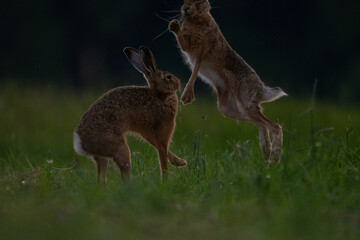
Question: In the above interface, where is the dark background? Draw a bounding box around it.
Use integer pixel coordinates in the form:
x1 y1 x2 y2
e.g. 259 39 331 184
1 0 360 103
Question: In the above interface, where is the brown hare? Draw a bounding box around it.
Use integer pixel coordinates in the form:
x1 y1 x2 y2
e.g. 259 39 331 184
74 46 186 182
169 0 287 163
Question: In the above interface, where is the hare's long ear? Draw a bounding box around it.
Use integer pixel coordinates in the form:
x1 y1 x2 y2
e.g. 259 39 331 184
197 0 211 12
123 47 149 75
139 46 158 75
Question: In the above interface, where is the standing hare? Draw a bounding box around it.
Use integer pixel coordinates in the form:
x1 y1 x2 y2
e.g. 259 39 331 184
74 46 186 182
169 0 287 163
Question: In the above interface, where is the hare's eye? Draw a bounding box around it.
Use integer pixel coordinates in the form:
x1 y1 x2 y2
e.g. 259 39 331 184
166 75 172 80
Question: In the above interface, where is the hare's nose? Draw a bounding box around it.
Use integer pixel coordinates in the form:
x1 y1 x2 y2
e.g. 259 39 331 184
182 7 190 16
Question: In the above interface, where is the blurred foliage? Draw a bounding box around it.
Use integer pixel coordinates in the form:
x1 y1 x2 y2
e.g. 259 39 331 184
0 84 360 239
1 0 360 103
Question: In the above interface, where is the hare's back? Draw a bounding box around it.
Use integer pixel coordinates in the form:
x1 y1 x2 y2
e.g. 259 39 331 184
76 86 167 134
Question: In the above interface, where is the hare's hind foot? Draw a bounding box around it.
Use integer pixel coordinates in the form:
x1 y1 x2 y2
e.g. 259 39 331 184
168 151 187 167
258 125 271 161
268 147 282 166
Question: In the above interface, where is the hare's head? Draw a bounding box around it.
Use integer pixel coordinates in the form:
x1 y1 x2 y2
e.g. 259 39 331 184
124 46 180 94
181 0 211 17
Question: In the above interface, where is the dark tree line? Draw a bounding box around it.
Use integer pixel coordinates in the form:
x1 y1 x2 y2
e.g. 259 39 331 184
1 0 359 103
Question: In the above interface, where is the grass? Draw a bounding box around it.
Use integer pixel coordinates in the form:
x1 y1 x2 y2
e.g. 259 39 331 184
0 83 359 239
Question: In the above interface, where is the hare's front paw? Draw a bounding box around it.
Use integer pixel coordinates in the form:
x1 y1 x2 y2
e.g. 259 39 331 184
181 90 195 105
172 158 187 167
169 19 180 34
168 152 187 167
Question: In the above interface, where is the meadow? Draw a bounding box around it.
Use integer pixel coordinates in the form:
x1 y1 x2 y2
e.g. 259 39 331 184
0 83 359 239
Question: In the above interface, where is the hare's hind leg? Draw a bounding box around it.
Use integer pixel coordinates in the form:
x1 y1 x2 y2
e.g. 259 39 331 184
93 156 109 183
112 136 131 180
216 88 247 120
217 89 271 160
217 88 282 162
246 104 283 163
254 123 272 160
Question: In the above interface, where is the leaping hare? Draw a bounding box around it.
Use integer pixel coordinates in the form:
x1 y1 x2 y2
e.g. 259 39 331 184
169 0 287 163
73 46 186 182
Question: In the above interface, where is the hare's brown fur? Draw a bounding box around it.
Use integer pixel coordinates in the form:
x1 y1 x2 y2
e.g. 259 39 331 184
169 0 287 163
74 46 186 182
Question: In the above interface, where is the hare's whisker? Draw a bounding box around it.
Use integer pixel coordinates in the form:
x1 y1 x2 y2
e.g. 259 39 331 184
161 9 181 13
165 12 181 21
154 13 171 23
153 28 170 41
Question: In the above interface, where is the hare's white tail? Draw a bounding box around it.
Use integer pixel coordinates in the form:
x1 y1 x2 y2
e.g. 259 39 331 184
262 86 287 103
73 132 89 156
